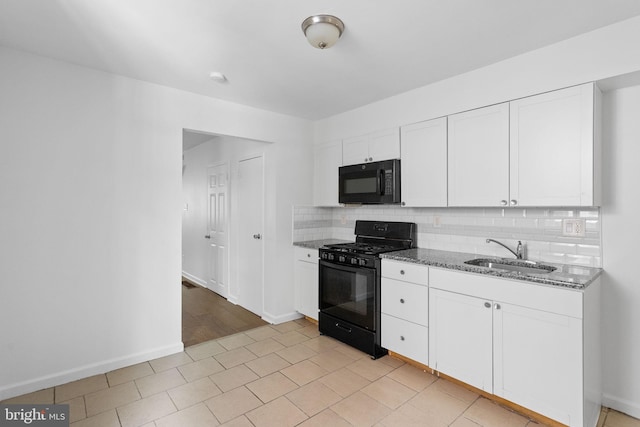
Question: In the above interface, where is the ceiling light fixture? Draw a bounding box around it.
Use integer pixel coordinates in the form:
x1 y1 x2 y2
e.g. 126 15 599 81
301 15 345 49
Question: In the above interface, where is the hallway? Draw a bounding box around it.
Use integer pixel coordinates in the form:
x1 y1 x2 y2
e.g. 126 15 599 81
182 280 267 347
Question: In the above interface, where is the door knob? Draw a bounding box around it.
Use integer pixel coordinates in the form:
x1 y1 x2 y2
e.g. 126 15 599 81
253 234 262 240
204 235 211 239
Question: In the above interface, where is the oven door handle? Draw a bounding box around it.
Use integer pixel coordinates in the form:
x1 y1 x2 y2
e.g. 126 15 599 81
319 260 375 273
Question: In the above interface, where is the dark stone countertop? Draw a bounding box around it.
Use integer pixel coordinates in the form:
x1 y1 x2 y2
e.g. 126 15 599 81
381 248 602 290
292 239 351 250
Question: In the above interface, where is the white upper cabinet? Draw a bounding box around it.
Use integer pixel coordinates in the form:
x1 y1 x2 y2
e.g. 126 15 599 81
447 83 600 207
448 103 510 206
313 140 342 206
400 117 448 207
342 128 400 166
510 83 600 206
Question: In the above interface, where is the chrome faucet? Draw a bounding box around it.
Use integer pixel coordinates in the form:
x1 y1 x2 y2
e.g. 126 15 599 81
486 239 524 259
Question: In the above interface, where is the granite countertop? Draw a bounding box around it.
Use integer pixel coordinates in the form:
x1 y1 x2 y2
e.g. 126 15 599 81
293 239 351 250
381 248 602 290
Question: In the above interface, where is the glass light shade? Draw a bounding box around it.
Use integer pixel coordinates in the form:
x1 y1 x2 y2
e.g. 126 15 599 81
305 22 341 49
301 15 344 49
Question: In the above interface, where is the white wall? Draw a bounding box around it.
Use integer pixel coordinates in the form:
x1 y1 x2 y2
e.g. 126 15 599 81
601 85 640 418
313 15 640 418
315 15 640 141
0 46 312 400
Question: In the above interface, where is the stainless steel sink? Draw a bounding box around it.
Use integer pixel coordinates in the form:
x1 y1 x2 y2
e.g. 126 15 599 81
464 258 557 275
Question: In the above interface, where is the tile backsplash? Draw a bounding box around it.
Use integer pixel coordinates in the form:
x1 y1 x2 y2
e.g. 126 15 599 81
293 205 601 267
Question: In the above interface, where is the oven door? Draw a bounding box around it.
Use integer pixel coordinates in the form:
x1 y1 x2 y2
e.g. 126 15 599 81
319 260 376 331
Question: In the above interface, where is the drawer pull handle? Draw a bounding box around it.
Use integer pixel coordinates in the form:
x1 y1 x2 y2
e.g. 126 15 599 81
400 298 405 304
400 270 405 275
494 303 501 310
484 302 491 308
400 336 405 341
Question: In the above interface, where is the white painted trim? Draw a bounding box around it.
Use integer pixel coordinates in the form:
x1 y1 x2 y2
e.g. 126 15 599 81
602 393 640 419
0 342 184 401
181 271 207 287
262 310 303 325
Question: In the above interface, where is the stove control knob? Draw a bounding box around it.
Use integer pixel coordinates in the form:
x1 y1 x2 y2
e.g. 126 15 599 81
350 258 358 265
321 253 327 260
328 254 335 261
338 256 346 263
359 259 367 266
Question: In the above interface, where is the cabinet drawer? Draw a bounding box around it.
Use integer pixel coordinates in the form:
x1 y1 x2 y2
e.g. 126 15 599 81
294 247 318 263
382 278 428 326
382 259 428 284
381 314 428 366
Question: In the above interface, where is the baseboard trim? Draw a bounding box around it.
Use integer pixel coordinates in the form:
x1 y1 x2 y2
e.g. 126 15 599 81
262 310 303 325
181 271 207 287
0 342 184 401
603 393 640 419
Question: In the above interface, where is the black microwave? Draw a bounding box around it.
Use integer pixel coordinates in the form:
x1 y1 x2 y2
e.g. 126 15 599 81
339 159 401 204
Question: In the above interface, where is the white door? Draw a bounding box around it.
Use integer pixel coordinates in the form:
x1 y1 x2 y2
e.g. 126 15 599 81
206 163 229 297
368 128 400 162
493 302 583 425
237 156 264 316
448 102 510 206
429 288 494 392
400 117 448 207
509 83 595 206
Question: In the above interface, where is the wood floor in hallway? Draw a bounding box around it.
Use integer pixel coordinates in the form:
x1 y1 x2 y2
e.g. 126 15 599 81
182 280 268 347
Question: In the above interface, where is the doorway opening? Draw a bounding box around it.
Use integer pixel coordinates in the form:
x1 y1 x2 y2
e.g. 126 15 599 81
181 129 269 347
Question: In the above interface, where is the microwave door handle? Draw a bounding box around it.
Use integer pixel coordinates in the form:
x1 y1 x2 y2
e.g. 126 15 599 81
378 169 384 195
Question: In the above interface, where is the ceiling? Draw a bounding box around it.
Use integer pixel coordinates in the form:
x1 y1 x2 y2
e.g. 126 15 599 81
2 1 640 120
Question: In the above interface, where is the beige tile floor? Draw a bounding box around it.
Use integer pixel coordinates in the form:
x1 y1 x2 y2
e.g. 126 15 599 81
3 318 640 427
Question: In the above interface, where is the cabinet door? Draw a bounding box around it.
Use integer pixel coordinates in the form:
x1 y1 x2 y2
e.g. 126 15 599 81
429 289 493 392
313 140 342 206
493 302 583 426
342 128 400 166
400 117 447 206
448 103 510 206
342 134 370 166
294 249 319 320
510 83 596 206
368 128 400 162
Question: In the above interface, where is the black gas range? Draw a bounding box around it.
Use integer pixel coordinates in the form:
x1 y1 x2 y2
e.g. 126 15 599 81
318 220 416 359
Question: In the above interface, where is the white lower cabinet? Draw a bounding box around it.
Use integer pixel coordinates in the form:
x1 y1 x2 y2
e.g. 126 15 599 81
293 247 319 320
429 267 601 427
429 289 493 392
381 260 429 366
493 301 583 424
